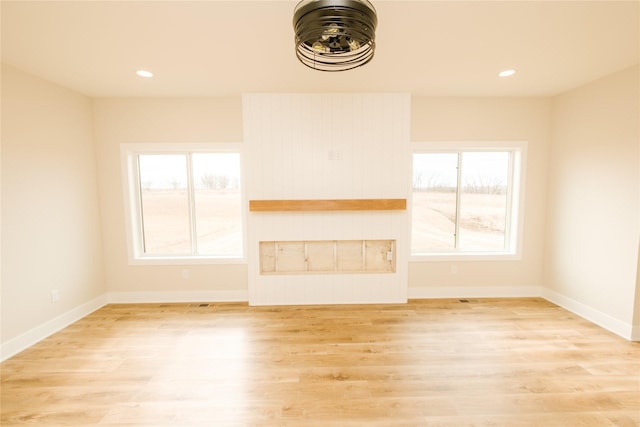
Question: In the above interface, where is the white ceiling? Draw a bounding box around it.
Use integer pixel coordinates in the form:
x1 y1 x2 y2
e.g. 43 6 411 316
2 0 638 98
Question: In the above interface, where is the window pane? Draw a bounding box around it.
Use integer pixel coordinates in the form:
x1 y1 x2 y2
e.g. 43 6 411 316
412 153 458 252
192 153 242 256
139 154 191 254
458 152 509 251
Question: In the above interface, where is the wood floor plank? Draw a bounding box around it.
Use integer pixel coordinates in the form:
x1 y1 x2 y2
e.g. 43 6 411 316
1 298 639 426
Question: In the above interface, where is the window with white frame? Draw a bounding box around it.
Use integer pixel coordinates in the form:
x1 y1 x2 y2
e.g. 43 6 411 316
411 142 526 258
122 144 243 262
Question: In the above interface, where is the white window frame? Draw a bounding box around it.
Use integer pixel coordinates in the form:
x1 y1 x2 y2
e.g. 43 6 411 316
121 143 246 265
410 141 527 261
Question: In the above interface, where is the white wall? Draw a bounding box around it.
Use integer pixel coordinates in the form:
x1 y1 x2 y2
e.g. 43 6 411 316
92 98 247 301
243 94 411 305
94 95 552 303
409 97 551 297
1 64 106 359
93 95 552 303
544 65 639 339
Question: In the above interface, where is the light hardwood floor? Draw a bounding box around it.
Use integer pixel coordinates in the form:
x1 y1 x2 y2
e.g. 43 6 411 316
1 298 639 426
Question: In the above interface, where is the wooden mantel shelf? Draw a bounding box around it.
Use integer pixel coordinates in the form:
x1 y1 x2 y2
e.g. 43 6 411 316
249 199 406 212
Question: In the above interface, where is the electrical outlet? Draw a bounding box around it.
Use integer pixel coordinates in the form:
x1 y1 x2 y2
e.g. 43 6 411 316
182 269 189 279
50 290 60 303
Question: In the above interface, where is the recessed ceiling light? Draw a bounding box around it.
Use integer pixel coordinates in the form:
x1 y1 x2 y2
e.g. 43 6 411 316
498 69 516 77
136 70 154 78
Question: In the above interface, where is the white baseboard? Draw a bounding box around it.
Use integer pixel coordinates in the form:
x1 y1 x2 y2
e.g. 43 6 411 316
408 285 542 299
107 290 249 304
0 294 109 362
3 287 634 362
540 288 635 341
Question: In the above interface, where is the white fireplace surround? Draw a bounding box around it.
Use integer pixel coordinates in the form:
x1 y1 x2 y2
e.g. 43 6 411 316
243 94 411 305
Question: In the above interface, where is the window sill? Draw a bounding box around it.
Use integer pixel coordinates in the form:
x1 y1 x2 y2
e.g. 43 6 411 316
410 252 521 262
128 256 247 266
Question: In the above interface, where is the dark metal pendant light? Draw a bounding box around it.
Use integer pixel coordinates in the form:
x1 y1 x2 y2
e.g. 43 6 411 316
293 0 377 72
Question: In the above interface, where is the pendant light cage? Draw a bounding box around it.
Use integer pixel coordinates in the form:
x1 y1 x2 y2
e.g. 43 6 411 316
293 0 377 72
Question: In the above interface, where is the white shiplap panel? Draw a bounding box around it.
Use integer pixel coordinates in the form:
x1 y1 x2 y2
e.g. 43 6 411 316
244 93 410 305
